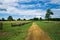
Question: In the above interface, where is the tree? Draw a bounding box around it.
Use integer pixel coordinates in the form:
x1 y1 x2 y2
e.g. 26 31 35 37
33 18 39 21
45 9 54 20
7 16 13 21
40 17 42 21
17 18 21 21
2 18 5 21
23 19 26 21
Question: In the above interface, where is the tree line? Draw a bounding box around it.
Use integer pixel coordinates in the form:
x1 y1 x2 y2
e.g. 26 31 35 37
0 16 43 21
0 16 26 21
0 9 60 21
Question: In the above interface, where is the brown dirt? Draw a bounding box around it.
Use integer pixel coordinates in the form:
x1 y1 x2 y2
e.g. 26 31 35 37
25 22 51 40
0 32 7 35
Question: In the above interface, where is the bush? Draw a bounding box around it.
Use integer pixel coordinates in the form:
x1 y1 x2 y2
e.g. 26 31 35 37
11 22 31 27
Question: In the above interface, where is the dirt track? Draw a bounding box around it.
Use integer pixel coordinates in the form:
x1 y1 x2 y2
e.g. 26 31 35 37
25 23 51 40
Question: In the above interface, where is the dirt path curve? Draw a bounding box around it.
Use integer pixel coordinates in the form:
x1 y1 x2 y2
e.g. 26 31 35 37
25 22 51 40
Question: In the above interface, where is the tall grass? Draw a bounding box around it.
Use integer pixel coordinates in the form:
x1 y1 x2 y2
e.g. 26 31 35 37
36 21 60 40
0 21 32 40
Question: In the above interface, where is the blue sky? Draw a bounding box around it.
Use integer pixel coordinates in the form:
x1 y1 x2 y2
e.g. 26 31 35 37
0 0 60 20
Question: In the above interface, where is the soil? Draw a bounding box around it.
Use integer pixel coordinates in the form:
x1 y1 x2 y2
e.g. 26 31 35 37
25 22 51 40
0 32 7 35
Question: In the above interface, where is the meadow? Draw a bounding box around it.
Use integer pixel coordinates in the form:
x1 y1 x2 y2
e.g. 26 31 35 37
0 21 60 40
36 21 60 40
0 21 32 40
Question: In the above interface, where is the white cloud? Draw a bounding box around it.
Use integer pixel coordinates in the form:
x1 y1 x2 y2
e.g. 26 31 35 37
0 0 60 19
0 0 46 16
1 0 18 3
0 5 46 16
51 9 60 18
19 0 32 2
19 4 35 9
35 16 41 18
51 9 60 14
50 0 60 4
0 0 19 7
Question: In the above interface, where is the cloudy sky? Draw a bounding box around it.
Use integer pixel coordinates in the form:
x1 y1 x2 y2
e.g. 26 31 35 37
0 0 60 19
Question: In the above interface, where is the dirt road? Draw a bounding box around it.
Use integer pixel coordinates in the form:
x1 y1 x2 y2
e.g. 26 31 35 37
25 22 51 40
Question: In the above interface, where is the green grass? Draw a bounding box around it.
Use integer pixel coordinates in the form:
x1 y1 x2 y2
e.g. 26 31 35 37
0 21 32 40
1 21 60 40
36 21 60 40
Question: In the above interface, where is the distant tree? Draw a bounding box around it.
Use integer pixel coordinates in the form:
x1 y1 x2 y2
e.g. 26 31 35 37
17 18 21 21
23 19 26 21
33 18 39 21
29 19 33 21
49 18 60 21
40 17 42 21
7 16 13 21
1 18 5 21
45 9 54 20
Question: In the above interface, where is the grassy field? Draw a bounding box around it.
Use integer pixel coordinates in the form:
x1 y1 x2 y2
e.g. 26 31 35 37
36 21 60 40
0 21 32 40
0 21 60 40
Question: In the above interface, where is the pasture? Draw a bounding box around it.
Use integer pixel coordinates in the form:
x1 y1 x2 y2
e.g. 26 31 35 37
0 21 60 40
0 21 32 40
36 21 60 40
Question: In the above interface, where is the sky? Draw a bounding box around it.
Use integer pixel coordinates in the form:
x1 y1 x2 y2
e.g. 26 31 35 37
0 0 60 20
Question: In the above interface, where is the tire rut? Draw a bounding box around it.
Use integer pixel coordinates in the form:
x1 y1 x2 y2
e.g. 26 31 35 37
25 22 51 40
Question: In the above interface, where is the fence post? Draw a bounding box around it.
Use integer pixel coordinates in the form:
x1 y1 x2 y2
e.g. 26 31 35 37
0 22 3 30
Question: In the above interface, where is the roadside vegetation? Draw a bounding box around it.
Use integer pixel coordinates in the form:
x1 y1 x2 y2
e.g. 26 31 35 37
36 21 60 40
0 21 32 40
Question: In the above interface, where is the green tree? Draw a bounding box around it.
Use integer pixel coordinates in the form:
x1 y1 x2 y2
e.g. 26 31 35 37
17 18 21 21
23 19 26 21
45 9 54 20
2 18 5 21
33 18 39 21
40 17 42 21
7 16 13 21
